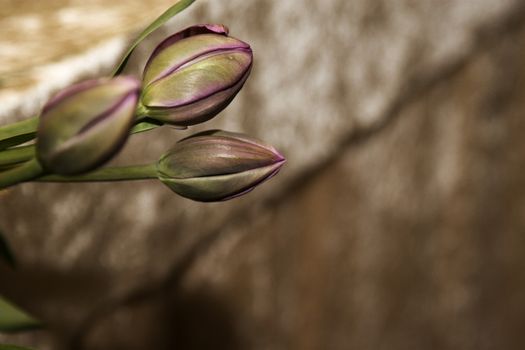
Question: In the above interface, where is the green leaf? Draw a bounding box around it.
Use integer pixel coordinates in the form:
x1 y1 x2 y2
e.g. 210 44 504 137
0 230 15 268
0 145 35 169
112 0 196 76
0 344 35 350
0 297 41 333
0 134 36 152
0 117 39 151
130 119 164 134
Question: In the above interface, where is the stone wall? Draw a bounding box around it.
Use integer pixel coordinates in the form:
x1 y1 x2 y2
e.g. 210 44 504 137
1 0 525 349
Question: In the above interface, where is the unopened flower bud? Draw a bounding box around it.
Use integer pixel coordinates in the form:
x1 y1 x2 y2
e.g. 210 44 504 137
140 24 253 127
157 130 285 202
36 77 140 175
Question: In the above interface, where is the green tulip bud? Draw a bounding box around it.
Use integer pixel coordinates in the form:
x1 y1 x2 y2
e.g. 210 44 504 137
36 77 140 175
140 24 253 127
157 130 285 202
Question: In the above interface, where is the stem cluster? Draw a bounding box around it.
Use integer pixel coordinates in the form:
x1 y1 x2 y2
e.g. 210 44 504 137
0 117 161 189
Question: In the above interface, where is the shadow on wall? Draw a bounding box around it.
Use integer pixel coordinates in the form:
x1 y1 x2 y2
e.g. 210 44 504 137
79 286 243 350
167 288 242 350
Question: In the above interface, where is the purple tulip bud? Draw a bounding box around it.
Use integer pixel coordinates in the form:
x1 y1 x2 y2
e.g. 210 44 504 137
157 130 285 202
140 24 253 127
36 77 140 175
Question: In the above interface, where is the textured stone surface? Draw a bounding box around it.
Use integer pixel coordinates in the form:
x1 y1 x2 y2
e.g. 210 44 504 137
1 0 525 349
168 26 525 350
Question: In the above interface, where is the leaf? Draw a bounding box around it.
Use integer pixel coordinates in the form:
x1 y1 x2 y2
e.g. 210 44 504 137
0 344 35 350
130 119 164 134
0 297 41 333
0 134 36 152
0 117 39 151
112 0 196 76
0 230 15 268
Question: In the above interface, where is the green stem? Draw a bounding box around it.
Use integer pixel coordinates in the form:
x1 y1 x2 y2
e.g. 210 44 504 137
0 158 43 189
0 117 38 150
38 163 157 182
0 145 35 166
135 103 148 118
0 116 38 139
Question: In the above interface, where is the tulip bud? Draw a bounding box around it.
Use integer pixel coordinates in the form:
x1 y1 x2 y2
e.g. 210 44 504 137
140 24 253 127
157 130 285 202
36 77 140 175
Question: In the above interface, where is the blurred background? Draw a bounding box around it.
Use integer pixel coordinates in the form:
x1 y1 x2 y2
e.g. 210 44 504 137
1 0 525 349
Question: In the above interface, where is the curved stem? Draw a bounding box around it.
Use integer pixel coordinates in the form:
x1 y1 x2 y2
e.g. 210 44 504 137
0 158 43 189
135 103 148 119
38 163 157 182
